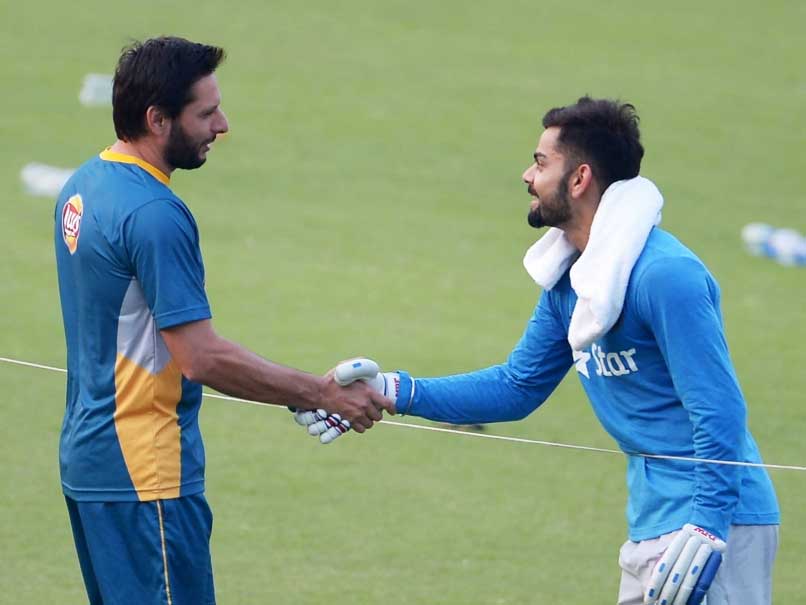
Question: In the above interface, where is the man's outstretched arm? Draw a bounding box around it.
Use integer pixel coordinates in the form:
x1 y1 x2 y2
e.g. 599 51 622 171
298 291 572 441
400 291 574 424
161 319 394 432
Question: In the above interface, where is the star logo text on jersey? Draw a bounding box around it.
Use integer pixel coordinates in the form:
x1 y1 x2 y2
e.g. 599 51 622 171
591 343 638 377
62 194 84 255
573 345 639 378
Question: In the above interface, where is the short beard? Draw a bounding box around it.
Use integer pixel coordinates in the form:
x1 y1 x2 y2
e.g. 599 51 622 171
527 169 573 229
164 121 206 171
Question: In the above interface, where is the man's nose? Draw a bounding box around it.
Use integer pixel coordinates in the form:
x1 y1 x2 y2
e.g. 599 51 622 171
216 110 229 134
522 163 536 183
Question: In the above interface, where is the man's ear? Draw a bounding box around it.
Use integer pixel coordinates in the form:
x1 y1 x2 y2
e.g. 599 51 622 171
569 163 595 199
145 106 170 137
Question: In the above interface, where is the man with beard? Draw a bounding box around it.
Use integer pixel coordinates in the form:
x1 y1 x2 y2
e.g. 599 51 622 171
300 97 780 604
53 37 394 605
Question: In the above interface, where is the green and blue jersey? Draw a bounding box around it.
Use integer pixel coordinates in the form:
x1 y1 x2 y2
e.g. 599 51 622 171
54 150 211 502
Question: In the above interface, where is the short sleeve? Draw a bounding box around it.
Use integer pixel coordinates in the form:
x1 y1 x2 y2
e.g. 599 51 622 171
123 198 212 329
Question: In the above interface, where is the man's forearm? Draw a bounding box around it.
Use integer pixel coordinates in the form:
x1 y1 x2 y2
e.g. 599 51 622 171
405 364 553 424
186 336 323 409
160 319 394 430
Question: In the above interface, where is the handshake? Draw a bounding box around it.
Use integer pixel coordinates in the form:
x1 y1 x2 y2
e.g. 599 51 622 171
291 358 402 444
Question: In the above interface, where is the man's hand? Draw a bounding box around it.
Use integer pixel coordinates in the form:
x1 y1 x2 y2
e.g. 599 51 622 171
317 359 395 433
644 524 726 605
293 358 400 444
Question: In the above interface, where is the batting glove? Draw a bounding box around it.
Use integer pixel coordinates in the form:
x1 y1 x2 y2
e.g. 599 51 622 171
292 408 351 444
291 358 400 445
644 524 726 605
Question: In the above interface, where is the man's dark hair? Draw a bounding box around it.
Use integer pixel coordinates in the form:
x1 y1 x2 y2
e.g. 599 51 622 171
113 36 226 141
542 96 644 191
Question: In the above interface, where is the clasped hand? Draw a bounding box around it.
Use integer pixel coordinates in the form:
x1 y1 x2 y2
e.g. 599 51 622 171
292 358 398 444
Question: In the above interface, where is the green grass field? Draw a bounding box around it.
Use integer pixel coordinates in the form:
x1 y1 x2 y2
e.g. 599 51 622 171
2 0 804 602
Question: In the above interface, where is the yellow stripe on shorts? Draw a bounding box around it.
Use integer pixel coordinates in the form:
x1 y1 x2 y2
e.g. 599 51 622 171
156 501 174 605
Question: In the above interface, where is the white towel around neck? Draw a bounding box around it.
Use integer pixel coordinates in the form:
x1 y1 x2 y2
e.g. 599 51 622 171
522 176 663 351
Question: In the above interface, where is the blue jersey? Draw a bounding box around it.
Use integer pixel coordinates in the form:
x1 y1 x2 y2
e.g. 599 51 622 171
54 150 212 502
399 228 779 541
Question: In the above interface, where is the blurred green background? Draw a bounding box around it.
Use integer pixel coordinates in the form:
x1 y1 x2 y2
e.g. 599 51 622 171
2 0 804 602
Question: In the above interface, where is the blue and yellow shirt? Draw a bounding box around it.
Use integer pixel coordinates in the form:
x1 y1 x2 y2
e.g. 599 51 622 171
54 150 212 502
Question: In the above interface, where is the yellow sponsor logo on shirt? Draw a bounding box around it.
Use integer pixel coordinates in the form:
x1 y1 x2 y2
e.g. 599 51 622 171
62 194 84 255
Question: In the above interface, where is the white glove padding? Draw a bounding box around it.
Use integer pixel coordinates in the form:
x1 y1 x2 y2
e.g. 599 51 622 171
303 410 352 445
337 357 399 402
644 524 726 605
334 358 382 389
291 407 352 445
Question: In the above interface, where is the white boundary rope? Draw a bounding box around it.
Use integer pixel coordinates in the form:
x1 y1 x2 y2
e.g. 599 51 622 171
3 356 805 472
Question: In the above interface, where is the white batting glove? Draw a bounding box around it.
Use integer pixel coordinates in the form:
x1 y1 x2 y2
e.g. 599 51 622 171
291 358 400 445
334 358 400 399
644 524 726 605
293 408 351 444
